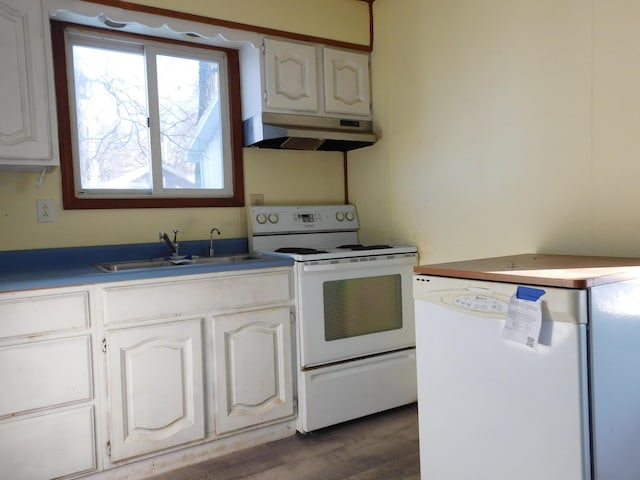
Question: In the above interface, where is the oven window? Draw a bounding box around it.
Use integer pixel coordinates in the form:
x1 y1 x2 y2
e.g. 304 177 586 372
323 274 403 341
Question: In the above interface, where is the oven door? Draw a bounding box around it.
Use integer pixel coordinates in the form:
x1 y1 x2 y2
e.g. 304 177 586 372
295 253 417 368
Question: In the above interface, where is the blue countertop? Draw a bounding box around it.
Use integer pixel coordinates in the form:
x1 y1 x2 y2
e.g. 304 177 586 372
0 238 292 293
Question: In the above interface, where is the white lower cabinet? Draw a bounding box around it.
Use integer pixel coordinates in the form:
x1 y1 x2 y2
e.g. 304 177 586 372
0 406 97 479
0 268 294 479
213 307 294 434
105 319 205 461
99 267 294 475
0 335 93 416
0 286 97 480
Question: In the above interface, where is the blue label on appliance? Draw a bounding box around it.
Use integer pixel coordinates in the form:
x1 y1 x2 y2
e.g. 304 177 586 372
515 286 545 301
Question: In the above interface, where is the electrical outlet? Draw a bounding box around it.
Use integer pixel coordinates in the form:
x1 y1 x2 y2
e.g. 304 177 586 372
36 199 55 223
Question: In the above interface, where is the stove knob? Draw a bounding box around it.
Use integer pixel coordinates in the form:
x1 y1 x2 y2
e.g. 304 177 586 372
345 212 355 221
268 213 279 224
256 213 267 224
335 212 345 221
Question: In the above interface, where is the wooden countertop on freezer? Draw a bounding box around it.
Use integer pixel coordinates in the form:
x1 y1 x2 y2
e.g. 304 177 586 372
414 253 640 288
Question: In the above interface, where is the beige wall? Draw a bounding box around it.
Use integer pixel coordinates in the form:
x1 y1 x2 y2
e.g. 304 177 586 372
0 0 365 251
0 150 345 250
350 0 640 263
10 0 640 262
124 0 370 45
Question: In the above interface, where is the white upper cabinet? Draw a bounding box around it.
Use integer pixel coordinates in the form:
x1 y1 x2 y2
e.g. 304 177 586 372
323 47 371 117
263 38 371 119
264 38 318 113
0 0 58 169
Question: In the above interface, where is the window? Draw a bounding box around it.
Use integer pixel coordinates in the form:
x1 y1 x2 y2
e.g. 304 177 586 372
50 21 244 208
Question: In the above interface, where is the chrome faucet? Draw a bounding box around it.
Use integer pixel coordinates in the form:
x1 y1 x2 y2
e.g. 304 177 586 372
209 227 221 257
159 228 179 256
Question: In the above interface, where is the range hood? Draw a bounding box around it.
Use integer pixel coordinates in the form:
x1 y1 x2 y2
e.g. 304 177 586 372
243 112 376 152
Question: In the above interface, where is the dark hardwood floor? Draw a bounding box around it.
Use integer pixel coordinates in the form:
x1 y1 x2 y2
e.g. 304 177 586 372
147 403 420 480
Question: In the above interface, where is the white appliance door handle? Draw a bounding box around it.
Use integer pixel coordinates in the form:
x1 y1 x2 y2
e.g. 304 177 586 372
302 258 413 272
302 263 347 272
303 261 384 273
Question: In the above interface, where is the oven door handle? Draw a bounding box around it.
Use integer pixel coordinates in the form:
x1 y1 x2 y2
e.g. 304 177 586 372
302 260 391 272
302 263 346 272
302 255 416 273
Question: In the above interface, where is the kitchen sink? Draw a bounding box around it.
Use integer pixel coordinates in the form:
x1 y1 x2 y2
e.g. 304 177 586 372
95 254 260 272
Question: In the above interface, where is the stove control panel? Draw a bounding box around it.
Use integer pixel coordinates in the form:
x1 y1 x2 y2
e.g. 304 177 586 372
249 205 359 234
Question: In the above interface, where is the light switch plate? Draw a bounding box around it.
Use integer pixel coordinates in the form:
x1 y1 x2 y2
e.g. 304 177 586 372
250 194 264 206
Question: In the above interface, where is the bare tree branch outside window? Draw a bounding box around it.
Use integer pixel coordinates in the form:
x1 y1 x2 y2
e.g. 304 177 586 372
71 41 224 191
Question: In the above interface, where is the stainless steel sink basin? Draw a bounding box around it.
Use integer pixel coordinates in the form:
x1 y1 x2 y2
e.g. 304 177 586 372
96 254 259 272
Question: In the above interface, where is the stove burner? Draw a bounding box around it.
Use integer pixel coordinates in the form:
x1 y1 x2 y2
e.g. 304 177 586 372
275 247 328 254
337 244 392 251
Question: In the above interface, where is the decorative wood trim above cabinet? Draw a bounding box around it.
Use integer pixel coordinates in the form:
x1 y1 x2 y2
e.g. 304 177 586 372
80 0 372 52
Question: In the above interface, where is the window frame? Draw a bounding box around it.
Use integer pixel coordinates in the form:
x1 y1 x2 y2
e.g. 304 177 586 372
50 20 245 209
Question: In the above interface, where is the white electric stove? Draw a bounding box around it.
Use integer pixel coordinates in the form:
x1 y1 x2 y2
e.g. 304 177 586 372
249 205 418 433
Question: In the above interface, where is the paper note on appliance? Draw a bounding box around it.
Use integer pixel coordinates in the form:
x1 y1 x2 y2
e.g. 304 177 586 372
502 286 545 349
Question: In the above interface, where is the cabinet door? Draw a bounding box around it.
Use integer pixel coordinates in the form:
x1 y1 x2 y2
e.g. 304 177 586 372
264 38 318 112
213 307 293 434
106 319 205 461
0 0 57 167
323 47 371 117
